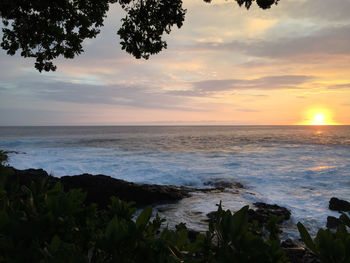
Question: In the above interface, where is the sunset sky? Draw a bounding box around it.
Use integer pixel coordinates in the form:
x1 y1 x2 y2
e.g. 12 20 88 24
0 0 349 125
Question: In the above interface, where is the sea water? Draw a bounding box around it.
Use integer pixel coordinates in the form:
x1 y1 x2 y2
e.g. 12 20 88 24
1 126 349 238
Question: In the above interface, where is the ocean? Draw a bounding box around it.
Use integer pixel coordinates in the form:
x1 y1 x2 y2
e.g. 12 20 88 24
1 125 349 238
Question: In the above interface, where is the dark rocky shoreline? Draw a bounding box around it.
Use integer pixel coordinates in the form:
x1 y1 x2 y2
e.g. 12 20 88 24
8 166 246 208
8 166 294 227
6 165 350 263
8 167 193 208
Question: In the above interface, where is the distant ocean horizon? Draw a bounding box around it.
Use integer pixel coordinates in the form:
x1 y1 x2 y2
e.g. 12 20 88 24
1 125 350 238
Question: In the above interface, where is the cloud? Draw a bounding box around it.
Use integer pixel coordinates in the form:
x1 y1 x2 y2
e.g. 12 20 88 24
0 79 205 111
285 0 350 22
1 0 350 125
197 75 312 90
196 24 350 60
235 108 260 112
168 75 313 97
327 83 350 90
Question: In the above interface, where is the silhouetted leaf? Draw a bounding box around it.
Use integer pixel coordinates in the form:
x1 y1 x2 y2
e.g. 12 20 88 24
136 206 152 229
297 222 318 255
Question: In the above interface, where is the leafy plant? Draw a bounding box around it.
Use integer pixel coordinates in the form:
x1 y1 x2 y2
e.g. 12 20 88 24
0 161 291 263
297 213 350 263
0 151 8 166
6 155 350 263
201 203 288 263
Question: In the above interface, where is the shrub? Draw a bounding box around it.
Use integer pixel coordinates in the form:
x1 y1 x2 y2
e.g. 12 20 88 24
0 163 290 263
199 204 288 263
297 214 350 263
0 151 8 166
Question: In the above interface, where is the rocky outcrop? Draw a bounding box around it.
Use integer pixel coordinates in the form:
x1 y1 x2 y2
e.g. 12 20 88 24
329 197 350 212
281 239 320 263
248 202 291 224
7 167 247 208
60 173 191 208
8 167 58 186
203 180 244 190
206 202 291 225
326 216 341 229
7 167 191 208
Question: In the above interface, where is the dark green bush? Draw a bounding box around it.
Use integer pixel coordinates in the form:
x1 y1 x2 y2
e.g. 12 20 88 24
0 158 289 263
0 151 8 165
200 204 288 263
0 173 175 263
297 214 350 263
6 148 350 263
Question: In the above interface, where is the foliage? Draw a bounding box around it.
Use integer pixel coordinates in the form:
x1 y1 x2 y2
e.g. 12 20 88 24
0 151 8 165
0 161 289 262
0 172 172 262
0 0 280 72
2 152 350 262
200 204 288 263
297 214 350 263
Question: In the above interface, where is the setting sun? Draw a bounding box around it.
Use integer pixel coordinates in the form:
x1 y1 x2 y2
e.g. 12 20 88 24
299 108 338 125
312 113 326 125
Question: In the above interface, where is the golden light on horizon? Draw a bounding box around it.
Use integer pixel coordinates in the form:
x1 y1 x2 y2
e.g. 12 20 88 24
299 108 338 125
313 113 326 125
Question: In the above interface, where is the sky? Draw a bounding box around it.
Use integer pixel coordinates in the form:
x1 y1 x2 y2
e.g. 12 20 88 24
0 0 350 125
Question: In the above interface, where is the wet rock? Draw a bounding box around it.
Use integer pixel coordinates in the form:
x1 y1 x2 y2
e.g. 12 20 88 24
248 202 291 224
7 167 58 187
283 247 320 263
203 180 244 190
283 247 306 263
281 239 320 263
329 197 350 212
206 211 217 222
301 252 320 263
326 216 341 229
206 202 291 225
6 167 192 208
281 238 297 248
60 174 191 208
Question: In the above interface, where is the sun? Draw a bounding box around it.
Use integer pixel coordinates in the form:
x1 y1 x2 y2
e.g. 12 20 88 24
299 108 338 125
312 113 326 125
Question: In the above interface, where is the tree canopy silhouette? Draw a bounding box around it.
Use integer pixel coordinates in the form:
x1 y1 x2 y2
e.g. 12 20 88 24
0 0 279 72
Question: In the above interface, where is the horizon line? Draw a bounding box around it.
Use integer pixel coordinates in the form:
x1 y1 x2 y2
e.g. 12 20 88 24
0 124 349 127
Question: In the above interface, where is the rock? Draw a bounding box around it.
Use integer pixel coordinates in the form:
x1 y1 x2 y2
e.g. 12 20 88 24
283 247 306 263
206 202 291 225
203 180 244 190
301 252 320 263
206 211 217 222
283 247 320 263
281 238 297 248
326 216 341 229
329 197 350 212
61 173 191 208
3 150 26 155
248 202 291 224
7 167 58 187
6 166 192 208
281 239 320 263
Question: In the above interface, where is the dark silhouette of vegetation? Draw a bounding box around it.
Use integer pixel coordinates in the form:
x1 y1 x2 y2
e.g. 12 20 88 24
0 151 8 165
297 216 350 263
1 150 350 262
0 0 279 72
0 152 288 262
